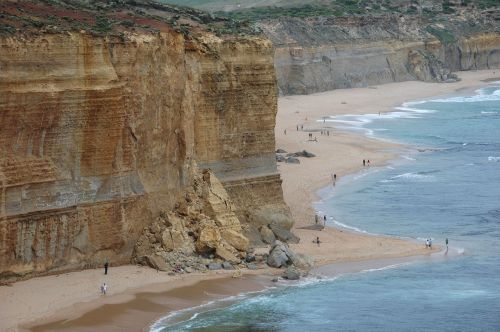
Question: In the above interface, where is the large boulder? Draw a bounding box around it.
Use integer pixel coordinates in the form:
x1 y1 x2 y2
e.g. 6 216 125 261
161 229 194 254
216 246 241 264
296 150 316 158
290 253 314 270
282 266 301 280
196 226 221 252
221 229 249 252
269 223 300 244
140 255 169 271
260 225 276 245
267 241 292 268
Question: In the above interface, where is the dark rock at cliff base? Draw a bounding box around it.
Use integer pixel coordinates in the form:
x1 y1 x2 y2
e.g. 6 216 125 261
276 148 287 153
285 157 300 164
222 261 235 270
260 225 276 244
295 150 316 158
282 266 301 280
246 263 258 270
269 224 300 244
276 154 286 162
207 262 222 270
290 253 314 270
267 241 292 268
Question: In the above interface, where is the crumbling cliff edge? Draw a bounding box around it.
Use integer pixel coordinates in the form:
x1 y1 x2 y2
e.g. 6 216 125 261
0 0 292 280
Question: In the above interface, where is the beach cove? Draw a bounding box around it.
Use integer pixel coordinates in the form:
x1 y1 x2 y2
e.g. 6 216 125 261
1 69 498 332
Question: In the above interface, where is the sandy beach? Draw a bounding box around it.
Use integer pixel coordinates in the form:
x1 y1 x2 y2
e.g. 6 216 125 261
1 69 497 332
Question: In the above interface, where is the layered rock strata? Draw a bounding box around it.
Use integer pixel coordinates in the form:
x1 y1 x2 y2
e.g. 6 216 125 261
259 15 500 95
0 28 291 279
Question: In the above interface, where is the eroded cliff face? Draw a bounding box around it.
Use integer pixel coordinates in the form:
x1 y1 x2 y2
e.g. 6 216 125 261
0 29 291 279
259 15 500 95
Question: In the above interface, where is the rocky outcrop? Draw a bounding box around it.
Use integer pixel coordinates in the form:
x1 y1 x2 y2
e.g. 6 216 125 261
134 169 251 271
0 3 292 279
259 14 500 95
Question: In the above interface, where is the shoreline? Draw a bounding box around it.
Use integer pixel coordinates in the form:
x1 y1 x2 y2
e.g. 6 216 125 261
2 69 497 332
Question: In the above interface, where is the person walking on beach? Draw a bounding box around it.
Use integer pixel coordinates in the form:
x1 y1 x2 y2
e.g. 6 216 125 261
363 159 366 166
101 283 107 295
296 125 299 131
425 238 430 248
367 160 371 166
446 238 449 249
284 129 287 135
429 238 433 249
104 261 109 275
323 215 327 225
315 237 321 247
315 214 319 224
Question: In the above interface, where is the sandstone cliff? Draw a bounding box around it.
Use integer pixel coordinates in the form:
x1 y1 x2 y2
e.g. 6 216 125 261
259 14 500 95
0 1 291 279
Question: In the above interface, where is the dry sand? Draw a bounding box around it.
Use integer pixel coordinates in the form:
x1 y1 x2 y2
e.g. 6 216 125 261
1 69 497 332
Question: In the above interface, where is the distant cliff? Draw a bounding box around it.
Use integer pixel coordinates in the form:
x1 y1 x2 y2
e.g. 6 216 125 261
0 0 291 279
259 14 500 95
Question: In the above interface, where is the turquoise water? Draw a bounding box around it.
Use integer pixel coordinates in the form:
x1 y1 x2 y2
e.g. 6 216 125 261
153 86 500 331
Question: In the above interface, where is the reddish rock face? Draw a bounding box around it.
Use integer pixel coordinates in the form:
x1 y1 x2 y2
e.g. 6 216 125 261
0 31 291 279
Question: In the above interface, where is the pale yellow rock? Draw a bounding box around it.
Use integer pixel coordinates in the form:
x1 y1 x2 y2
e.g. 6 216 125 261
196 226 221 252
221 229 249 252
216 246 240 264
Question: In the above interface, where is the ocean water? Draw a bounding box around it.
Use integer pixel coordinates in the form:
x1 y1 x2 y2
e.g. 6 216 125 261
153 86 500 332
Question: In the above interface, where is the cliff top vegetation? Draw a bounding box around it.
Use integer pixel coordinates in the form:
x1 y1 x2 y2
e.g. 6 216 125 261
161 0 499 20
0 0 259 37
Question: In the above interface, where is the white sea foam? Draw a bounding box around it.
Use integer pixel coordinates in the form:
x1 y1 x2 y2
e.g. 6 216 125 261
391 172 436 182
359 262 409 274
481 111 498 115
488 156 500 162
330 219 380 235
402 155 416 161
149 287 276 332
430 88 500 103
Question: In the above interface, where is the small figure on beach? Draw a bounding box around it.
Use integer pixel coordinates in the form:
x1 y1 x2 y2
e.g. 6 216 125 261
315 214 319 224
367 160 371 166
309 133 312 139
314 137 318 142
296 125 299 131
104 261 109 275
100 283 107 295
429 238 432 249
314 237 321 247
446 238 449 249
323 215 327 224
301 124 304 130
425 238 430 248
284 129 287 135
363 159 366 166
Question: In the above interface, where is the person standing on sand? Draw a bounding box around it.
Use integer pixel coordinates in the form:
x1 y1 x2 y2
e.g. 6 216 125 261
425 238 430 248
315 237 321 247
446 238 449 249
296 125 299 131
104 261 109 275
100 283 107 295
363 159 366 166
367 160 371 166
